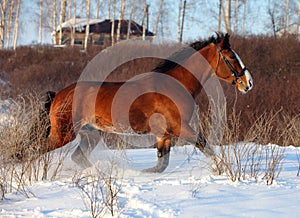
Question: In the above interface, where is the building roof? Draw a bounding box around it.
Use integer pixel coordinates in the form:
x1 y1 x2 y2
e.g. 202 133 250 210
56 18 154 36
56 18 105 32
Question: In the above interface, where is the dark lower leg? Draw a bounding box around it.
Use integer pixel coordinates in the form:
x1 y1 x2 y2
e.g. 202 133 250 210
195 135 216 158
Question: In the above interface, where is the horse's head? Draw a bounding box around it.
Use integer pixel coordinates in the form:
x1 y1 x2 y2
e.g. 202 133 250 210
210 33 253 94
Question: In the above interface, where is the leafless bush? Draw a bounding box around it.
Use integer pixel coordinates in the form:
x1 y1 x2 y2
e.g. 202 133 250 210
199 99 287 184
263 145 285 185
0 92 67 199
74 157 123 217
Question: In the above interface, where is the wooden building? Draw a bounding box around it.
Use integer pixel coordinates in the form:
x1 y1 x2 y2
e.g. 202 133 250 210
54 18 154 46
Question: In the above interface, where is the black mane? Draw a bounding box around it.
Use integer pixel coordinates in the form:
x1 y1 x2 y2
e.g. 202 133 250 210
153 33 228 73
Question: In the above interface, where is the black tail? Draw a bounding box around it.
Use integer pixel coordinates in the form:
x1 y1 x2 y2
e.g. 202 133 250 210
44 91 56 138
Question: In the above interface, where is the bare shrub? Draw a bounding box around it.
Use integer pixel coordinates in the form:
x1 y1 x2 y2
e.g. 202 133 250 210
263 145 285 185
215 143 285 185
74 157 123 217
198 97 287 184
0 92 67 199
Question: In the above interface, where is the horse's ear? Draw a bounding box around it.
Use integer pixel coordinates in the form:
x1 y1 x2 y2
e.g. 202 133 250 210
219 33 231 49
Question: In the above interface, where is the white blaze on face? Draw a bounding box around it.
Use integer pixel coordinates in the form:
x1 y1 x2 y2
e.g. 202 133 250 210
233 50 253 91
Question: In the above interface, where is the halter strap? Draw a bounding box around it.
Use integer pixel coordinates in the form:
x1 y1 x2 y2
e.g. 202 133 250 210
214 44 248 85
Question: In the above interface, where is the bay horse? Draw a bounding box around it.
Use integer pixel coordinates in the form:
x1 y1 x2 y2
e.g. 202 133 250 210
45 33 253 173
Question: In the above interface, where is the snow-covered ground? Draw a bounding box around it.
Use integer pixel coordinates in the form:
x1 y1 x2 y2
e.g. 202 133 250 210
0 141 300 218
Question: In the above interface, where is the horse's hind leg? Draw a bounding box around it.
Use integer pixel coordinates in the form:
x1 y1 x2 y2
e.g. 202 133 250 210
142 137 171 173
71 124 101 168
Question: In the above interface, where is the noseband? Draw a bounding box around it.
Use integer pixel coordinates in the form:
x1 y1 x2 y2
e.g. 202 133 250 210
214 44 248 85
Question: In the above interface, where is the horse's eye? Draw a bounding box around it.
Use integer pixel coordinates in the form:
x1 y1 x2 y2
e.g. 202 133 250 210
229 54 236 59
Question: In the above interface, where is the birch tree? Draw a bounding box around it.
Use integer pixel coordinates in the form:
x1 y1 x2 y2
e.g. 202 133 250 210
224 0 231 33
179 0 186 42
107 0 111 19
12 0 20 49
71 0 76 46
80 0 84 17
95 0 100 18
233 0 239 33
0 0 7 49
218 0 222 32
59 0 67 45
84 0 90 50
177 0 182 42
52 0 57 44
116 0 126 42
126 0 134 40
154 0 164 39
5 0 14 48
142 0 147 40
242 0 246 35
39 0 43 44
285 0 289 33
111 0 116 45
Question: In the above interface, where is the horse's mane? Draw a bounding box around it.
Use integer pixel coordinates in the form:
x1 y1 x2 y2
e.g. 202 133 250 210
153 33 229 73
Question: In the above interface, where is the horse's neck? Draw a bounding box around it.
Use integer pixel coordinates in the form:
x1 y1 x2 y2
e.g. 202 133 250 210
167 48 214 97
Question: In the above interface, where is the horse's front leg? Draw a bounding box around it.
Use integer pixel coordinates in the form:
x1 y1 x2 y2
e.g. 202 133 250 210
142 136 171 173
71 124 101 168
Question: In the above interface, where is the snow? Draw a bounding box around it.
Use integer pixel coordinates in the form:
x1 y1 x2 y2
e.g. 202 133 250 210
56 18 105 32
1 142 300 217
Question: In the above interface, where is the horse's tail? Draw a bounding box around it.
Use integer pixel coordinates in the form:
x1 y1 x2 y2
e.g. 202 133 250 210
43 91 56 138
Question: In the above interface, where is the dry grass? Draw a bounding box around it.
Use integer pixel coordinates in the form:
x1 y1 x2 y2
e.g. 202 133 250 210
0 93 67 199
197 95 295 184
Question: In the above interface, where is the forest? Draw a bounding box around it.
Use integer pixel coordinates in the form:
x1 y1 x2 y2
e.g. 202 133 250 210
0 0 300 48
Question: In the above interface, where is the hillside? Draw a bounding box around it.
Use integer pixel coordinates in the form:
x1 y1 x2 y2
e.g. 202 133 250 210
0 34 299 146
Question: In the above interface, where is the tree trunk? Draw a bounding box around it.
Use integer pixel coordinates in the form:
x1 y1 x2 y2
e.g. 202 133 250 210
80 0 84 17
71 0 76 46
84 0 90 50
224 0 231 33
39 0 43 44
59 0 67 45
5 0 14 48
0 0 7 49
268 6 276 38
234 0 238 33
285 0 289 33
177 0 182 42
117 0 126 42
242 0 246 35
154 0 164 39
13 0 21 49
142 1 147 40
127 0 134 40
108 0 111 19
96 0 100 18
218 0 222 33
52 0 57 44
179 0 186 42
111 0 116 45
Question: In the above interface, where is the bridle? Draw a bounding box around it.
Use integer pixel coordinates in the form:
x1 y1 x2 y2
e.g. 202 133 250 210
214 43 248 85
